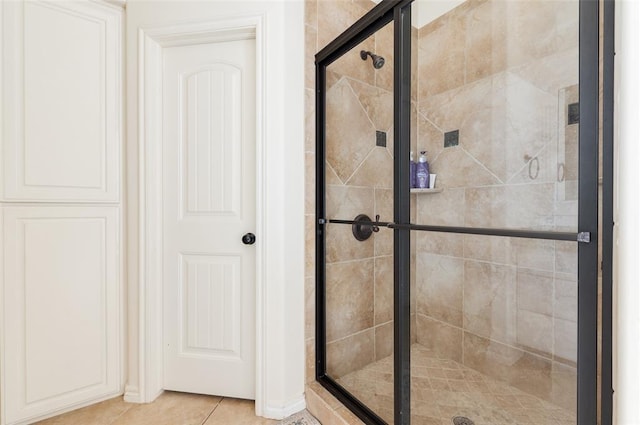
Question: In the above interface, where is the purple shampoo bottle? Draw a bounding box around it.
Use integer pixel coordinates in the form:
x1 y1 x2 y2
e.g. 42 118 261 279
416 151 430 188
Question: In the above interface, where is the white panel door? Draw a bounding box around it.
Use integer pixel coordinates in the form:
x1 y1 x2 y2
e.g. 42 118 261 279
162 38 256 398
2 206 120 425
1 1 121 202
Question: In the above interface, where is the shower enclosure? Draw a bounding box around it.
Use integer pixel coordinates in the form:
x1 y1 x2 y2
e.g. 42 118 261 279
315 0 613 424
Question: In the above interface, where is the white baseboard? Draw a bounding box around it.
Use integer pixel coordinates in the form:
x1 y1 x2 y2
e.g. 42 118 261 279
124 385 164 404
123 385 142 403
262 395 306 420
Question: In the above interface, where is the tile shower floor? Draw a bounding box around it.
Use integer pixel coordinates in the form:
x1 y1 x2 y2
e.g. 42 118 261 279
337 344 575 425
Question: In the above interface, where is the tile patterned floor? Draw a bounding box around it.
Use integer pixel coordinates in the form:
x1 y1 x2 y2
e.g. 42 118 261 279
35 392 278 425
337 344 576 425
278 410 321 425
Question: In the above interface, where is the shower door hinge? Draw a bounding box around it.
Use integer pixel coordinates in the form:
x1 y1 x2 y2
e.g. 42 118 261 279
577 232 591 243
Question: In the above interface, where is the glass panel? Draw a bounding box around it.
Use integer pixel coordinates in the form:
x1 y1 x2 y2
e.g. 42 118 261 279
411 0 579 233
323 19 395 423
409 2 580 421
410 231 577 424
325 223 395 423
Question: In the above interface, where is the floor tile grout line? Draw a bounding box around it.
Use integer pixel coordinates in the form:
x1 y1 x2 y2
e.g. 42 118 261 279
107 402 136 425
200 396 225 425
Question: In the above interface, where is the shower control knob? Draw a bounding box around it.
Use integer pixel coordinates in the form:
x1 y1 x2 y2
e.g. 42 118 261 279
242 233 256 245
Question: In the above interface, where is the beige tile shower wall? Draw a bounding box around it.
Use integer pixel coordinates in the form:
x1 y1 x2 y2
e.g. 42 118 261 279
414 0 578 411
304 0 317 387
324 50 395 379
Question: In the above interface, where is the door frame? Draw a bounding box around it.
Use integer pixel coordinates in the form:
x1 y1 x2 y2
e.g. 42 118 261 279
131 14 305 418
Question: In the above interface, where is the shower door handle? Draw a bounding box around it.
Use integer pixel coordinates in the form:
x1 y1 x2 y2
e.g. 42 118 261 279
242 233 256 245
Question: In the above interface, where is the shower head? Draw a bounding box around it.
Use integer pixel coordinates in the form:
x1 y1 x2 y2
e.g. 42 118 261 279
360 50 385 69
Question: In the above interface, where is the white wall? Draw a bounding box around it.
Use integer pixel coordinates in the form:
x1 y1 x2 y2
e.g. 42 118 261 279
614 1 640 423
125 0 305 419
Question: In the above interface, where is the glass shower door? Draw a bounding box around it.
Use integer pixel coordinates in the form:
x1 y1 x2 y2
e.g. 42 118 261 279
319 18 396 424
315 0 603 424
407 0 597 424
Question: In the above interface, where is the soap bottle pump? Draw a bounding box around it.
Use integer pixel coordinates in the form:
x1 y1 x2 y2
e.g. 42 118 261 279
410 151 417 188
416 151 430 188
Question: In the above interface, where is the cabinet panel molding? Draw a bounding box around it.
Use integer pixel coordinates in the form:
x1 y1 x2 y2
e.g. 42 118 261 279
2 206 121 425
1 1 122 202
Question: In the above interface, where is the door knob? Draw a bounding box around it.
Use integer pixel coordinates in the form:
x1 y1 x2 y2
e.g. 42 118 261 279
242 233 256 245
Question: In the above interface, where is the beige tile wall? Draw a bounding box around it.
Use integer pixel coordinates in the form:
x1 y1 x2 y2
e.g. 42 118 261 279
304 0 316 389
323 28 396 379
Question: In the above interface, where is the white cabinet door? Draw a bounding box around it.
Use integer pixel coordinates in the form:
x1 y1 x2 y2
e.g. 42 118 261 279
2 206 121 425
1 1 122 202
162 38 257 399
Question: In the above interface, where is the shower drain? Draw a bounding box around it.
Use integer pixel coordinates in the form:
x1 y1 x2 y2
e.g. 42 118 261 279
452 416 475 425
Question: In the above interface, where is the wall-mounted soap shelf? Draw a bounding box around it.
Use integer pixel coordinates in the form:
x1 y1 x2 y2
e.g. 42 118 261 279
410 188 443 194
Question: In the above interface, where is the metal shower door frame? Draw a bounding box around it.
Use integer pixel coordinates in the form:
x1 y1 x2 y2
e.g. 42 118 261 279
315 2 413 424
314 0 612 424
